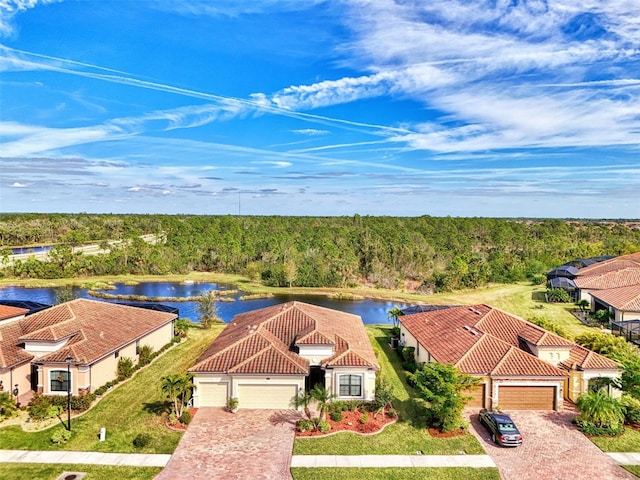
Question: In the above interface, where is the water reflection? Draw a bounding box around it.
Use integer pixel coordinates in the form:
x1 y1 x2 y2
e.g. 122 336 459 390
0 282 407 324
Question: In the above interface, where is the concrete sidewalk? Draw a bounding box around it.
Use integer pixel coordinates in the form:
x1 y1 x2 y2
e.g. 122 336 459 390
0 449 170 467
3 449 640 470
608 453 640 466
291 454 496 468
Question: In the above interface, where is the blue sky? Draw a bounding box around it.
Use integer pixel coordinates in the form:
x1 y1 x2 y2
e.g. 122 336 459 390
1 0 639 217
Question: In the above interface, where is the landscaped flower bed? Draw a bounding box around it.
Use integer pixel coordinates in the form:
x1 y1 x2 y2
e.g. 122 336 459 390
296 406 397 437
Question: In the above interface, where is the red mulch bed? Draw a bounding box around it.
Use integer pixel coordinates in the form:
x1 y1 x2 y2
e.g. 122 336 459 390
164 408 198 431
296 408 397 437
427 427 466 438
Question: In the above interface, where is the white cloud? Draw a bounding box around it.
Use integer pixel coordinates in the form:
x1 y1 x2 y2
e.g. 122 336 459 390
0 1 61 37
291 128 329 136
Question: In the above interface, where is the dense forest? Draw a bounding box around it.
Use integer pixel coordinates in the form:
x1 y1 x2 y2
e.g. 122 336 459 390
1 214 639 292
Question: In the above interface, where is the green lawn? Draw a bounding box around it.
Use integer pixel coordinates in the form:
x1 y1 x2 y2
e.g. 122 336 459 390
291 468 501 480
0 463 161 480
588 427 640 452
0 325 224 453
625 466 640 477
293 326 485 455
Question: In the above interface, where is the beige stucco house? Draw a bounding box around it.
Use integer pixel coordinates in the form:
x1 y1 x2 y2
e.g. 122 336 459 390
0 299 176 400
399 304 620 411
190 301 379 410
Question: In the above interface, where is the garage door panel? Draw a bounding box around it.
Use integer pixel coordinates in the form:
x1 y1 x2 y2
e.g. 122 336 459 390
463 384 485 408
499 385 555 410
238 384 298 409
199 382 228 407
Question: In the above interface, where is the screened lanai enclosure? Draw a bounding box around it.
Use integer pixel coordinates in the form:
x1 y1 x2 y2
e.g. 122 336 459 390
611 319 640 348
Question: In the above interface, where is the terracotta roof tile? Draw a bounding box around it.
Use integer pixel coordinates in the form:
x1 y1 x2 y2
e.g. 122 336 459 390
296 330 334 346
562 345 620 370
491 348 567 377
456 335 510 375
21 299 175 364
400 304 612 377
0 305 28 322
1 299 175 368
590 284 640 312
190 301 379 375
576 252 640 277
574 268 640 290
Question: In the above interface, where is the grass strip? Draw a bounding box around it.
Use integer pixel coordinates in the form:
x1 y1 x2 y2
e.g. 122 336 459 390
588 427 640 452
0 463 162 480
291 467 501 480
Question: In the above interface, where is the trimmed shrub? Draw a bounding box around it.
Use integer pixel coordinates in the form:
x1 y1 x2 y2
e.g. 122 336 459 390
179 410 192 425
297 419 314 432
386 408 398 418
546 288 571 303
117 357 135 379
329 410 343 422
133 432 152 448
138 344 154 367
359 413 369 424
400 346 415 363
318 420 331 433
50 428 72 444
622 394 640 425
28 394 54 421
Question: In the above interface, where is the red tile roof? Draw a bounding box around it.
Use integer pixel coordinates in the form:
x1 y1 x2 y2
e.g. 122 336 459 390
574 268 640 290
0 305 28 322
400 304 618 377
561 345 620 370
190 301 379 375
0 299 176 368
576 252 640 277
589 284 640 312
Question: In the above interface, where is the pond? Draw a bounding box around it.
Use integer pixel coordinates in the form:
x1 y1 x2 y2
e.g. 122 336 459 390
0 282 408 325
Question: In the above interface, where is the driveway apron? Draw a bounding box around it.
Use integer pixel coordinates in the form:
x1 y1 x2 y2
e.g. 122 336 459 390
156 408 296 480
469 410 636 480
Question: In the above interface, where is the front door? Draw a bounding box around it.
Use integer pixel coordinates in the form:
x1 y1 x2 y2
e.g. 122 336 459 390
305 366 325 391
30 364 38 391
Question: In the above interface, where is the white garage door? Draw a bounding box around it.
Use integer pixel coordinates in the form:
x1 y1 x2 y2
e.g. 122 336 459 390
237 384 298 409
198 382 228 407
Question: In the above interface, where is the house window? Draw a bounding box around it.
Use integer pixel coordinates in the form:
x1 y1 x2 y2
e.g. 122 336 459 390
135 340 140 355
50 370 70 392
339 374 362 397
114 350 120 358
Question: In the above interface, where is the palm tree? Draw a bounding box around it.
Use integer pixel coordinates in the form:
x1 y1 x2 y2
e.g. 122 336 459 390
577 300 590 313
310 384 336 421
387 306 404 328
160 373 194 418
174 318 192 338
290 389 313 420
576 389 624 434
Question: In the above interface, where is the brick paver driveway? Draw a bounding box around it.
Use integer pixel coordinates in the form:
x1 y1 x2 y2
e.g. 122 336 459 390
468 409 635 480
156 408 298 480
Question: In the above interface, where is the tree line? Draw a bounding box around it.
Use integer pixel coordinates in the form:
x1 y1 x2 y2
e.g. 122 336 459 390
1 214 639 291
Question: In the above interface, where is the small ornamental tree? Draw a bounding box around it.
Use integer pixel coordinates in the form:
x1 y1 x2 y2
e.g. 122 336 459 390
197 291 221 329
160 373 194 419
410 362 480 432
